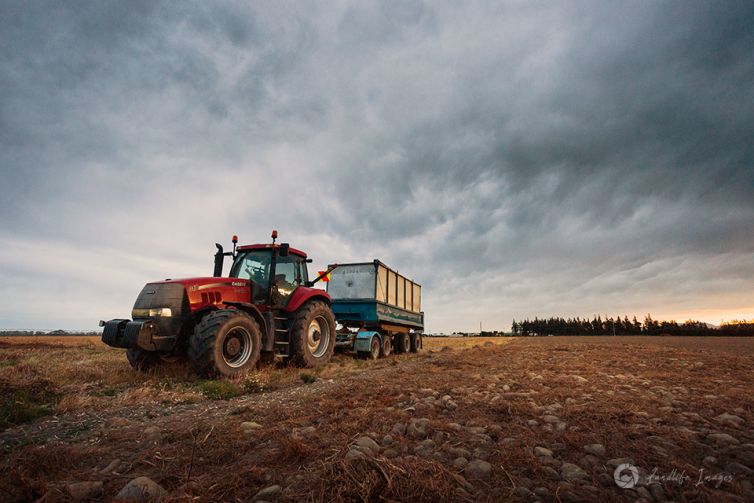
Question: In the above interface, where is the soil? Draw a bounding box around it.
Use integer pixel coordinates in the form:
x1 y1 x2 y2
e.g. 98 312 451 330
1 335 753 502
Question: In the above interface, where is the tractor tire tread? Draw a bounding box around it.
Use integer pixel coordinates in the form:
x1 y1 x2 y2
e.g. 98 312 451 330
189 309 257 377
127 347 160 371
289 301 336 368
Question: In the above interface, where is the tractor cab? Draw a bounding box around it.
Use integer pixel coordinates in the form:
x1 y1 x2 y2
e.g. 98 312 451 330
229 244 310 306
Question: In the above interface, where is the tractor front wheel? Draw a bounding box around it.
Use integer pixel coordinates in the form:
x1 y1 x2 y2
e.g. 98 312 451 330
189 309 261 377
289 301 336 368
126 347 160 371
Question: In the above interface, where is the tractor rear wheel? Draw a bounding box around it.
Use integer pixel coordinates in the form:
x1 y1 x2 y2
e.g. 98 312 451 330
126 347 160 371
189 309 261 377
409 332 423 353
289 301 336 368
394 333 410 353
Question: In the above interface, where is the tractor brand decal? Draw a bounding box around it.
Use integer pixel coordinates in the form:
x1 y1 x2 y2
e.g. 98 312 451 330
195 282 237 291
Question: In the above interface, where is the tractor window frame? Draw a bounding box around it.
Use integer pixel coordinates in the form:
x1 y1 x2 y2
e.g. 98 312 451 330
229 250 272 283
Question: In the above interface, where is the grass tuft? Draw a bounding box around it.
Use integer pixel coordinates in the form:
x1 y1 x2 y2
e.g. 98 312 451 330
197 379 243 400
0 379 60 429
242 374 267 393
299 372 316 384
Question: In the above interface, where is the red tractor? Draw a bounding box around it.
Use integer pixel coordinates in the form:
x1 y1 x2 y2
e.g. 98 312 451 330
100 231 338 377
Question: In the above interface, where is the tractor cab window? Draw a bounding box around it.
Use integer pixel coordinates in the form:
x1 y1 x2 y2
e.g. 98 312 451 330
298 260 309 284
229 250 271 302
271 255 304 306
229 250 307 305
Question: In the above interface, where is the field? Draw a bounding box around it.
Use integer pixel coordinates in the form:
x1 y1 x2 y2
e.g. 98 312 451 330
1 335 753 502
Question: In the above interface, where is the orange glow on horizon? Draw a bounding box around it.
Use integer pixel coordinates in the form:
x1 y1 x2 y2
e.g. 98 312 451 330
661 307 754 327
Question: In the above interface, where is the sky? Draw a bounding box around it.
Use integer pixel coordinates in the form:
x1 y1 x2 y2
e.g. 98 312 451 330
1 1 753 332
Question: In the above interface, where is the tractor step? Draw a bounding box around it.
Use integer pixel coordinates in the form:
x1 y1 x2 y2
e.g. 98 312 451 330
272 316 290 356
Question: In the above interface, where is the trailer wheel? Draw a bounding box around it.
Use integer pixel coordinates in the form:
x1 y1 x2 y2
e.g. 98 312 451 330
380 336 392 358
357 335 380 360
394 333 410 354
289 301 336 368
189 309 261 377
126 347 160 371
410 333 422 353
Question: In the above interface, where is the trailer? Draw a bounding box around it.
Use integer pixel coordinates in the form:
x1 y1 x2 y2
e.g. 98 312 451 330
327 260 424 359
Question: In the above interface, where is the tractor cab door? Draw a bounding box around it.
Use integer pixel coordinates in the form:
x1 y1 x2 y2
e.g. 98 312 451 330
270 255 307 307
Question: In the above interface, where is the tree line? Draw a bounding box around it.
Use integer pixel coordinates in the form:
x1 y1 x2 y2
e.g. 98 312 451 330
0 330 100 336
510 315 754 336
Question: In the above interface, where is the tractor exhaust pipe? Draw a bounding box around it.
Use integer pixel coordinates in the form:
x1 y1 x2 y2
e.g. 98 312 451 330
213 235 238 277
213 244 224 277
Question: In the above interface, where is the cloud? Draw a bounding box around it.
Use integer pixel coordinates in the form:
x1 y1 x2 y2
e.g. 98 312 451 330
1 1 752 330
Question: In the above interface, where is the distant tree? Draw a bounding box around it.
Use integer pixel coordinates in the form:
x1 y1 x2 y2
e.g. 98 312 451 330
632 316 641 334
643 314 658 335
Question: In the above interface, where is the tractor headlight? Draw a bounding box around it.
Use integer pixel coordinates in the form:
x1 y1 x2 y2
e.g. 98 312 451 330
132 307 172 318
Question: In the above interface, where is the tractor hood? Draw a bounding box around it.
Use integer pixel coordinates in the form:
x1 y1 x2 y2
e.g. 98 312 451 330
145 277 253 313
152 277 251 289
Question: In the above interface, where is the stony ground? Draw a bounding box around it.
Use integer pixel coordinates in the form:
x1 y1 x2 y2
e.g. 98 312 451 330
1 335 753 502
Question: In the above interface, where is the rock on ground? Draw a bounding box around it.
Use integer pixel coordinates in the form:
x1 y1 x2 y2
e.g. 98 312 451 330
407 418 432 439
534 446 553 457
115 477 167 502
715 413 744 427
68 481 103 500
707 433 739 445
607 457 634 468
99 459 121 474
541 466 560 479
560 462 588 481
354 436 381 455
345 447 367 461
391 422 407 436
253 485 282 501
583 443 606 456
464 459 492 480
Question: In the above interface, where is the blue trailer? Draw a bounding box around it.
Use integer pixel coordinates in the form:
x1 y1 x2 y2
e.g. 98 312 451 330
327 260 424 359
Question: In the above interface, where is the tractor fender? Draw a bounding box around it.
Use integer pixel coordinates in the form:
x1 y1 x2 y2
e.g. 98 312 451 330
193 305 219 322
219 301 268 335
285 287 331 312
354 330 381 353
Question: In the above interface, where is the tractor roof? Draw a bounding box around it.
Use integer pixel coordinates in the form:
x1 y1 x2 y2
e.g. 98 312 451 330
236 243 308 258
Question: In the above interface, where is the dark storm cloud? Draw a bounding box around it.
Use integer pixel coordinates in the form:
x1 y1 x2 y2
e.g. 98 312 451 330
1 1 752 330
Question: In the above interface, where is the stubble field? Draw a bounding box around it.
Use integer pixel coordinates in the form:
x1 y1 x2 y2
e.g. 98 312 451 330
1 335 753 502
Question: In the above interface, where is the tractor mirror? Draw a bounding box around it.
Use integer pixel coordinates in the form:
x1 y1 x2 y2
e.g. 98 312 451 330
280 243 290 257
